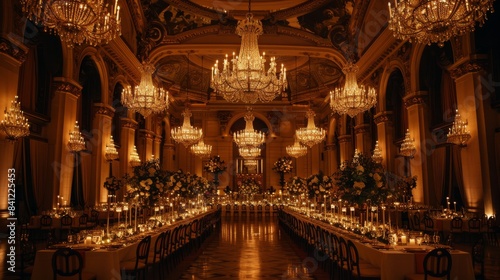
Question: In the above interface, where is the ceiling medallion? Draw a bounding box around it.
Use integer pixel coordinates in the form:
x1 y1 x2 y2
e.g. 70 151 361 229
210 0 287 103
121 62 169 118
388 0 494 47
21 0 121 47
330 63 377 118
295 109 326 148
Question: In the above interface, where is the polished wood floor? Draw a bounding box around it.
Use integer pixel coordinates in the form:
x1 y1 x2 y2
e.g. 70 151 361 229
2 215 500 279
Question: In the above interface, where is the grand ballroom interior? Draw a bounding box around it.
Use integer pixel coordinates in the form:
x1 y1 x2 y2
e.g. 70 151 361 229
1 0 500 279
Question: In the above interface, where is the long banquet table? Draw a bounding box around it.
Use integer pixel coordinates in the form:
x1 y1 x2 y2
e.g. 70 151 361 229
282 209 475 280
31 209 217 280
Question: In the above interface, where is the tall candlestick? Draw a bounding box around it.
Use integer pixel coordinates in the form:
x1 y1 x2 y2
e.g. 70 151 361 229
134 204 137 232
454 201 457 212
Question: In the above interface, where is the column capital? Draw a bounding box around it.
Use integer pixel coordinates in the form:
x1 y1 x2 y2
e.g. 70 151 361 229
121 117 138 130
354 123 371 134
139 129 155 140
52 77 82 98
94 103 115 118
0 36 28 64
325 143 336 150
450 61 485 80
374 111 393 125
338 135 352 144
403 91 428 108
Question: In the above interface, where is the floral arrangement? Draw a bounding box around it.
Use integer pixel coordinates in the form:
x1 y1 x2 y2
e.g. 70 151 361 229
272 156 293 174
306 172 333 199
238 177 261 196
390 174 417 199
334 153 391 205
124 158 168 207
286 176 308 196
203 155 227 174
104 175 121 193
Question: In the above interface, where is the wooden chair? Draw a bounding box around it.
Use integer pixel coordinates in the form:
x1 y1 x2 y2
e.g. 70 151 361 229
60 214 73 241
468 217 482 242
225 204 231 216
347 240 381 280
265 204 271 216
249 204 255 215
77 214 89 230
120 235 151 280
405 248 452 280
257 204 263 216
20 239 36 280
449 217 463 244
241 204 247 216
412 212 422 231
423 216 435 235
486 216 499 245
148 232 166 279
472 238 485 280
52 248 96 280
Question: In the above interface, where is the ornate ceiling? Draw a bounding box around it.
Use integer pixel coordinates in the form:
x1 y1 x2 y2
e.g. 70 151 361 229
130 0 374 108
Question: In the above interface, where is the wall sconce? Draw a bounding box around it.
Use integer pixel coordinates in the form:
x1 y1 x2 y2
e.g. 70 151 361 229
447 109 471 147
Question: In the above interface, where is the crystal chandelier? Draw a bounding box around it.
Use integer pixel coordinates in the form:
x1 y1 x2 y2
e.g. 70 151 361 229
104 136 119 161
330 63 377 117
286 136 308 158
210 0 287 103
129 145 141 167
447 109 471 147
171 108 203 148
400 129 416 158
68 121 85 152
296 109 326 148
239 146 261 159
388 0 494 47
244 159 259 166
1 96 30 141
21 0 121 47
372 140 383 163
122 62 169 118
190 137 212 158
234 109 265 148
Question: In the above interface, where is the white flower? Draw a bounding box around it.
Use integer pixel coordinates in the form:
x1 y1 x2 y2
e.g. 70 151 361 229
353 181 365 189
356 165 364 173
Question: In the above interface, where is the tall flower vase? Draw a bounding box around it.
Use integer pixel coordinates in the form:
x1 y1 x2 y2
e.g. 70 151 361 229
279 172 285 191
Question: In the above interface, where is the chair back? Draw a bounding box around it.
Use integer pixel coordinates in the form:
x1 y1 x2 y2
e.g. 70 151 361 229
162 229 172 258
41 215 52 227
413 213 421 230
472 238 485 278
338 237 349 270
135 235 151 270
450 217 463 231
152 232 165 263
423 248 452 279
469 218 481 232
347 240 361 279
423 216 434 231
61 215 73 227
52 248 83 280
78 214 88 226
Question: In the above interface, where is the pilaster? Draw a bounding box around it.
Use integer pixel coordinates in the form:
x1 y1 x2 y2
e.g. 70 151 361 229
374 111 394 171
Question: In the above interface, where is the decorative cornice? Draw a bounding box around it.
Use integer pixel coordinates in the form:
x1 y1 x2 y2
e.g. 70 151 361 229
127 0 145 33
52 78 83 98
358 40 401 82
373 111 393 125
276 26 333 47
121 117 138 130
403 92 427 108
354 124 371 134
450 62 484 80
139 129 155 140
337 134 352 143
94 103 115 118
0 37 27 63
270 0 331 21
325 143 336 150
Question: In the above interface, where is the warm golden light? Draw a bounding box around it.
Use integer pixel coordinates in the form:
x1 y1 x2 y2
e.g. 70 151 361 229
295 109 326 148
68 121 85 152
1 96 30 141
234 109 265 149
190 137 212 158
105 136 119 161
400 129 416 158
171 108 202 147
286 136 308 158
129 145 141 167
447 109 471 147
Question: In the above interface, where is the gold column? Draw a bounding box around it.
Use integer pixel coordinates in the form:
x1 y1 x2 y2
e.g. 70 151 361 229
338 135 353 164
374 111 394 170
451 61 493 214
138 129 155 161
120 117 138 174
354 123 372 154
324 143 338 174
162 114 175 171
92 103 115 204
403 91 430 204
46 78 82 209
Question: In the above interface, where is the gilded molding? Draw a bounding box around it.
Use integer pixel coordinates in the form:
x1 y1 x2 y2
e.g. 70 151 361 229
450 62 484 80
337 135 352 143
52 79 82 98
270 0 331 21
403 92 427 108
139 130 155 140
325 143 336 150
94 103 115 118
121 118 138 130
373 111 393 125
217 111 232 132
0 37 27 62
354 124 371 134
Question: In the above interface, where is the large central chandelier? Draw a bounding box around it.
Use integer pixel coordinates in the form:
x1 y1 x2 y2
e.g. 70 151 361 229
21 0 121 47
233 109 265 148
171 108 202 148
330 63 377 118
388 0 495 47
211 0 287 103
1 96 30 141
190 137 212 158
286 136 308 158
296 109 326 148
122 62 169 118
447 109 471 147
239 146 261 159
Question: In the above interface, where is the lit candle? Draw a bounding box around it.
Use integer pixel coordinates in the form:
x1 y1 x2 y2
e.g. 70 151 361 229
85 236 92 245
454 202 457 212
401 235 407 245
409 237 416 245
350 206 355 224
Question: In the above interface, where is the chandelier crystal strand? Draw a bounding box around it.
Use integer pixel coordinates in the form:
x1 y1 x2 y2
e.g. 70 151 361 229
105 136 119 161
447 109 471 146
1 96 30 141
171 108 203 147
286 136 308 158
400 129 416 158
388 0 495 47
68 121 85 152
233 109 265 148
191 137 213 158
372 140 383 163
211 8 287 103
239 146 261 159
129 145 141 167
330 63 377 117
21 0 121 47
295 109 326 148
121 62 169 118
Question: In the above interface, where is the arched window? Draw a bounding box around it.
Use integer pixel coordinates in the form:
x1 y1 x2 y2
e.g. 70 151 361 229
385 69 405 140
111 83 127 146
78 56 101 134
